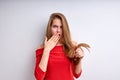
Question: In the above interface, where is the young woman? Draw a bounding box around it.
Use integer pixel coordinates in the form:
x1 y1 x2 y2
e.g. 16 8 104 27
34 13 90 80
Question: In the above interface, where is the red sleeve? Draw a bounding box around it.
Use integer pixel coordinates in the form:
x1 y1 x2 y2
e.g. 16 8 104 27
34 48 46 80
71 62 82 78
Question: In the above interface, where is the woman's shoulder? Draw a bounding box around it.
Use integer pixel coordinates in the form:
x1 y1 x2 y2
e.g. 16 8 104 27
35 44 44 56
36 44 44 50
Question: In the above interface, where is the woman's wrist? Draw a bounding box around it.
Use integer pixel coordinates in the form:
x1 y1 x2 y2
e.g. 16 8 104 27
43 48 50 54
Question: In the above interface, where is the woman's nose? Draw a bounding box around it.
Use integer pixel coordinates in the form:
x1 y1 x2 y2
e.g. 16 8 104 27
57 27 61 32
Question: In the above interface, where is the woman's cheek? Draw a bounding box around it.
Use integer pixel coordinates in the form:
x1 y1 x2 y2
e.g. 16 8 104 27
52 31 56 35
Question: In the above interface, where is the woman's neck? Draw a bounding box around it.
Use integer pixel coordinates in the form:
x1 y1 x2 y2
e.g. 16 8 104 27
56 42 63 46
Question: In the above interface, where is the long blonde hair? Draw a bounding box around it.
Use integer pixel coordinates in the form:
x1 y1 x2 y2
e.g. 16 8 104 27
46 13 90 64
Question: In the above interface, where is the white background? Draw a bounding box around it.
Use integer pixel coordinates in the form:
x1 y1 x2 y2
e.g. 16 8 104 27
0 0 120 80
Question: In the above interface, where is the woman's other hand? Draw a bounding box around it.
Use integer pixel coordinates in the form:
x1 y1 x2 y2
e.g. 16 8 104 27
74 47 84 59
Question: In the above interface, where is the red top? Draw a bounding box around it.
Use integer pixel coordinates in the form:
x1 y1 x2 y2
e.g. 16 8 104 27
34 46 82 80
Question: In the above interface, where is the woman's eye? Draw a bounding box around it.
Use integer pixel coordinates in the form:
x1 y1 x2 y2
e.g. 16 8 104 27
53 25 57 28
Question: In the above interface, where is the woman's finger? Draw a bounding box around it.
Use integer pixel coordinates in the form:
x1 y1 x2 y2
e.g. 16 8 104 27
74 50 84 58
51 33 60 43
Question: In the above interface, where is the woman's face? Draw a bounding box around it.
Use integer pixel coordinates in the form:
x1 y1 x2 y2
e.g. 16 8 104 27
51 18 62 38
